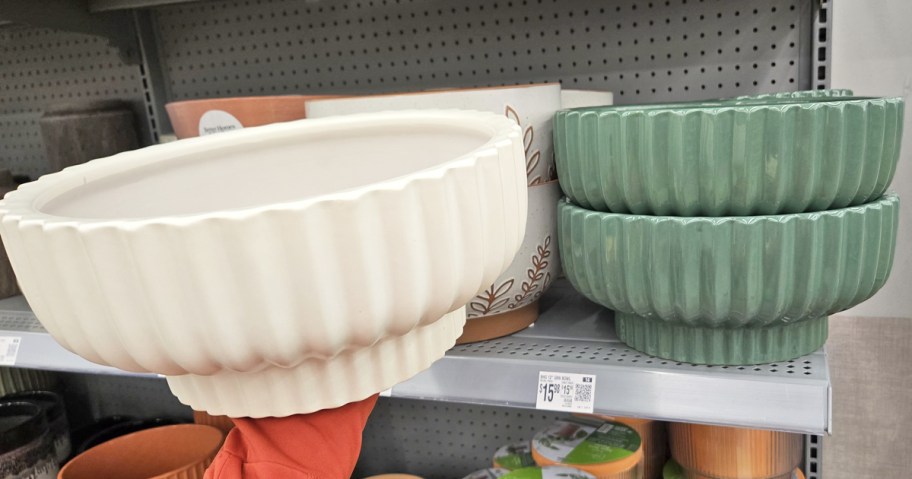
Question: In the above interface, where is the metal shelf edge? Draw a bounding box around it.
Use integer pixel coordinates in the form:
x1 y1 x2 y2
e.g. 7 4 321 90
0 283 831 433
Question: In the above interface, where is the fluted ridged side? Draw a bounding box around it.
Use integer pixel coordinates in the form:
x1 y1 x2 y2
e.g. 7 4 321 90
559 195 898 325
0 111 525 382
168 308 465 417
559 195 899 363
735 88 854 100
669 423 802 479
0 367 56 395
58 424 221 479
555 97 903 216
615 314 828 365
169 461 210 479
192 410 235 435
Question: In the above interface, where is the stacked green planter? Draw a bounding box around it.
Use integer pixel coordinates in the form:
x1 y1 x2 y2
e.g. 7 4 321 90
554 93 903 365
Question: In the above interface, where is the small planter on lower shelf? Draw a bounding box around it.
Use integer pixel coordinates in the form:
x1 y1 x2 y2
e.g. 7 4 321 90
59 424 223 479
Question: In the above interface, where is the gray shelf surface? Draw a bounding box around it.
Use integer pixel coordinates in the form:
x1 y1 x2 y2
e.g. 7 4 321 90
0 280 831 434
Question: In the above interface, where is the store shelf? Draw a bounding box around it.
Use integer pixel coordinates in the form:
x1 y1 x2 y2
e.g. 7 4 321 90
0 295 156 378
88 0 202 12
392 281 832 435
0 280 831 433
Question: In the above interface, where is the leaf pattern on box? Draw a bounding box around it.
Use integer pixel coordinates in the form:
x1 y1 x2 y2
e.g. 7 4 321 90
505 105 542 186
468 279 515 317
467 235 555 318
511 235 553 307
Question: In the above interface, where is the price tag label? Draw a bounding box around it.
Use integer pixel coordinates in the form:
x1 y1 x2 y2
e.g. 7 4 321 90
536 371 596 413
0 336 21 366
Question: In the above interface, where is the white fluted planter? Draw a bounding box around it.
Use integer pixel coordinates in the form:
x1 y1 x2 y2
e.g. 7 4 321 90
0 110 527 416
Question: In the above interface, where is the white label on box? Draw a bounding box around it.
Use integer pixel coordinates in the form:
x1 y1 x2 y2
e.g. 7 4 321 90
535 371 596 413
0 336 21 366
198 110 243 136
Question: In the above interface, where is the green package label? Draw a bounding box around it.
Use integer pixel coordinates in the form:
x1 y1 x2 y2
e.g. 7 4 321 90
533 420 641 466
462 468 510 479
494 442 536 470
662 460 685 479
502 466 595 479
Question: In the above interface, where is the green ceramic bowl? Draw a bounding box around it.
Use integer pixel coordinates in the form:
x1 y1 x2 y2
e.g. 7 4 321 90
558 194 899 365
554 96 903 216
735 88 854 100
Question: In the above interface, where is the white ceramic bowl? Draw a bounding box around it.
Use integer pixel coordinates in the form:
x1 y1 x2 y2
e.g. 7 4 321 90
305 84 561 185
0 110 527 416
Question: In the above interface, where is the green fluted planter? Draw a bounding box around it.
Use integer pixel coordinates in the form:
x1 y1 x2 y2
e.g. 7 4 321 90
558 195 900 365
735 88 854 100
554 96 903 216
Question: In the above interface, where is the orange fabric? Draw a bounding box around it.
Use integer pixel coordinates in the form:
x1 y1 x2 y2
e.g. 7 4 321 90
205 395 379 479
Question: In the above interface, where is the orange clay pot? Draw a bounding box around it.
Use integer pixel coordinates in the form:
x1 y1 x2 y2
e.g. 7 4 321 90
192 410 235 436
58 424 223 479
578 415 666 479
165 95 331 139
668 423 801 479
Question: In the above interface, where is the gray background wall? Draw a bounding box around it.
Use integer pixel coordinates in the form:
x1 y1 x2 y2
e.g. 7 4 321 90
829 2 911 477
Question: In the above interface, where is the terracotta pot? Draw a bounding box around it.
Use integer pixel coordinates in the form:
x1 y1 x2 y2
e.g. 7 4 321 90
76 418 183 455
59 424 223 479
578 415 666 479
668 423 802 479
662 460 805 479
192 410 235 435
532 419 644 479
165 95 330 139
69 416 133 458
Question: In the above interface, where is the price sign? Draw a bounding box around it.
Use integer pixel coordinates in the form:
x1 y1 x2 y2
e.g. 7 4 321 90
535 371 596 413
0 336 21 366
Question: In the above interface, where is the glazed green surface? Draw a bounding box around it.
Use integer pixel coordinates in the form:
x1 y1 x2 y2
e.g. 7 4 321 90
554 97 903 216
558 195 899 364
615 314 828 365
734 88 855 100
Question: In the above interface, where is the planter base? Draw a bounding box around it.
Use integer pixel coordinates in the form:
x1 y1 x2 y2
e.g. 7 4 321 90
615 314 828 365
457 301 539 344
168 308 466 417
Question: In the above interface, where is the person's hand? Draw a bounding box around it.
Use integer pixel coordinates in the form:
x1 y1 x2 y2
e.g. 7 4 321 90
205 394 380 479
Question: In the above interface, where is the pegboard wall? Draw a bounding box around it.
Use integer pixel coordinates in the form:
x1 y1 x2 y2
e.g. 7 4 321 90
155 0 814 103
0 0 820 177
58 373 192 428
0 26 147 178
